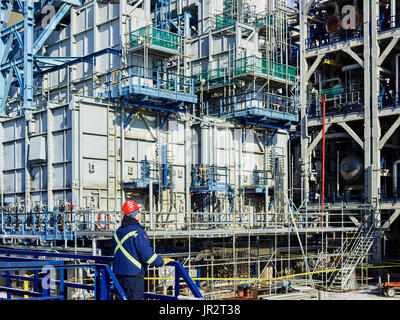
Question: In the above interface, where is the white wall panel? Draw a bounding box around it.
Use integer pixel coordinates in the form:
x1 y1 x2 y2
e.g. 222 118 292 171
82 104 107 135
82 158 108 188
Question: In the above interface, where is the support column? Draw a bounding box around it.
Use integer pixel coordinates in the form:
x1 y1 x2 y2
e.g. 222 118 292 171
370 0 382 264
299 0 310 203
47 103 54 210
23 0 34 111
363 0 372 204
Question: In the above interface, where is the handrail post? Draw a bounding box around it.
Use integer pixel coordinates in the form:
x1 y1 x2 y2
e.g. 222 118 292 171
174 265 180 298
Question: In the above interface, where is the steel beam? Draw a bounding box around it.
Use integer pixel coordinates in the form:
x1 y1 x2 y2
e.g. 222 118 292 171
0 0 14 33
33 3 73 55
342 47 364 68
379 115 400 149
382 210 400 229
306 124 331 157
305 54 325 82
377 36 399 66
337 122 364 149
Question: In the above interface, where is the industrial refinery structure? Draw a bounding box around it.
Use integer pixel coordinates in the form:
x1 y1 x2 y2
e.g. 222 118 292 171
0 0 399 300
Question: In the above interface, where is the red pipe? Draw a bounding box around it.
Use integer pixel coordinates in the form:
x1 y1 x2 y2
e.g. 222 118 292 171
321 96 326 224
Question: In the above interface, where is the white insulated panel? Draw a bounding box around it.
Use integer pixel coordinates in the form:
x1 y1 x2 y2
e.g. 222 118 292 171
82 134 108 159
3 143 16 171
137 140 156 162
82 158 108 188
81 104 108 135
28 136 46 162
3 171 16 194
30 166 46 191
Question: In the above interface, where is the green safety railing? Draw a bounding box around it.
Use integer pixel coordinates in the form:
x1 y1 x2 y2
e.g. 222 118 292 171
234 56 297 83
214 12 277 30
215 14 236 29
321 87 344 99
193 67 229 87
129 26 180 50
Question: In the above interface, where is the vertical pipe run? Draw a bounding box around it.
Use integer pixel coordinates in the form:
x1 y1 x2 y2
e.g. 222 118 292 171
395 54 400 104
321 96 326 225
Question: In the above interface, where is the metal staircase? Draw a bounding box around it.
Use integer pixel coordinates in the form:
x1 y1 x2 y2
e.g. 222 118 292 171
327 224 375 290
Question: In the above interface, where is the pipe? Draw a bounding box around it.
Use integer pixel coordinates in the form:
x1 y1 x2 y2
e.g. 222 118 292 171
321 96 326 224
325 133 350 139
396 53 400 104
321 78 341 86
342 64 362 72
393 160 400 194
392 0 396 29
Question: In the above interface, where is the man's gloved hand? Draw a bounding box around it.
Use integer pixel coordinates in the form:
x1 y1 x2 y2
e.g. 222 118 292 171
163 257 175 265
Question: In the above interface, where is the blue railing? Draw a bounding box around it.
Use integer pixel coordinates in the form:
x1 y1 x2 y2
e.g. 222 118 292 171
0 210 120 242
190 165 228 193
0 248 203 300
0 249 126 300
306 26 364 50
378 187 400 202
308 90 364 119
100 66 197 104
0 211 75 242
144 261 203 300
378 95 400 110
217 92 298 122
378 15 400 32
308 190 364 204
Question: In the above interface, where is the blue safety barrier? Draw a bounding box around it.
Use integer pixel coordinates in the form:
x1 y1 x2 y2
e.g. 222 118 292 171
144 261 203 300
0 248 203 300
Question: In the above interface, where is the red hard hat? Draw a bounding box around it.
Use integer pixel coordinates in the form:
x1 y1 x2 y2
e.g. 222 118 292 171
122 200 140 216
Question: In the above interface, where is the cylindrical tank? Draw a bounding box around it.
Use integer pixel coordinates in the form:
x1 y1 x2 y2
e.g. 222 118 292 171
340 154 363 182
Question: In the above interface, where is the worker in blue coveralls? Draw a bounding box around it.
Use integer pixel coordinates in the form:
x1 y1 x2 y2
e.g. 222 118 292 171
113 199 174 300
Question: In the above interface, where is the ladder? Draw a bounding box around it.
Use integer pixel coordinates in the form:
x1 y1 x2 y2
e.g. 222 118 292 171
328 224 375 290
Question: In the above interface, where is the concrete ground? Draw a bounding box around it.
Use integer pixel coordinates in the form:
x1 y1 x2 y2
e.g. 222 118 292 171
316 289 400 300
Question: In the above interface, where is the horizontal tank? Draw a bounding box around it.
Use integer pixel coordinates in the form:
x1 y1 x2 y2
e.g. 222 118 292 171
340 154 363 183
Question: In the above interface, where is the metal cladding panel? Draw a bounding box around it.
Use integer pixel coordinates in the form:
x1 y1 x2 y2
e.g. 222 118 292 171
15 140 25 169
98 1 119 24
53 106 71 130
3 171 15 194
31 166 47 191
82 104 108 135
172 144 185 166
125 114 157 140
169 120 185 166
53 164 67 190
216 148 228 167
53 132 66 163
191 127 200 165
82 134 108 159
15 119 25 139
75 31 94 78
3 143 15 171
31 192 47 204
28 136 46 162
124 138 138 161
3 121 17 141
47 40 70 86
15 170 25 193
82 158 108 188
137 141 156 162
243 130 258 153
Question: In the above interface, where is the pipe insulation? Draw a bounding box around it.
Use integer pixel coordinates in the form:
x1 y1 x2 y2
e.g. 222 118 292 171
393 159 400 193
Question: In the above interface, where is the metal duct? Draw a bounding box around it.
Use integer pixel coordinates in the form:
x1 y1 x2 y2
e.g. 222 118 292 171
342 64 362 72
